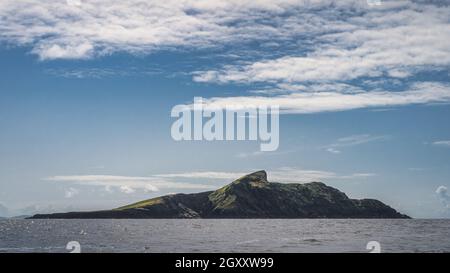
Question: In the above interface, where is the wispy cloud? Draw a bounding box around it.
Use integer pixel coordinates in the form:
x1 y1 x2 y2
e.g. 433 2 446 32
326 148 341 154
1 1 448 65
153 167 376 183
0 0 350 60
2 1 450 115
323 134 388 154
236 149 295 158
45 67 163 79
187 1 450 114
46 175 216 194
193 2 450 85
45 68 127 79
269 167 375 182
236 151 265 158
408 167 426 172
194 82 450 114
45 167 375 196
334 134 388 146
432 140 450 147
154 172 246 180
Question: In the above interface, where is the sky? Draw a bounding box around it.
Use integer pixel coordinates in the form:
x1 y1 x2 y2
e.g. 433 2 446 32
0 0 450 218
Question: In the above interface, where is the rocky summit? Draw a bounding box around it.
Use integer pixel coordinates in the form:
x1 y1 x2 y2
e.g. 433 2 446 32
30 170 409 219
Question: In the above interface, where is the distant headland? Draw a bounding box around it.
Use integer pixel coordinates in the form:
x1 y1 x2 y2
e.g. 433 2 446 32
30 170 409 219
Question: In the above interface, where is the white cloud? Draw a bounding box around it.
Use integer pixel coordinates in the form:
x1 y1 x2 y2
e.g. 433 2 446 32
184 1 450 115
119 185 135 194
155 172 247 180
408 167 425 172
432 140 450 147
2 1 450 116
324 134 387 154
193 82 450 114
436 185 450 210
193 2 450 84
1 0 448 66
269 167 375 182
66 0 82 7
35 42 94 60
64 187 80 198
155 167 375 183
326 148 341 154
45 67 163 79
45 68 122 79
331 134 388 147
45 168 375 197
0 0 341 60
236 149 295 158
46 175 216 193
236 151 264 158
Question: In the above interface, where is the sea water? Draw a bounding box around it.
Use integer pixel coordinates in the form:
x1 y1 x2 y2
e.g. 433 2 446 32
0 219 449 253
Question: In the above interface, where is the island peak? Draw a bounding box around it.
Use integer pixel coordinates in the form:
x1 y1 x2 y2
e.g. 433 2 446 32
233 170 268 184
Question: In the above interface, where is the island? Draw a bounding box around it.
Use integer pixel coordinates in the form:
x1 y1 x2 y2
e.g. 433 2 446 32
30 170 409 219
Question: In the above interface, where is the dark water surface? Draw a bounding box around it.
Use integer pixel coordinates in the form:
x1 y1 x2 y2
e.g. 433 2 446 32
1 219 449 253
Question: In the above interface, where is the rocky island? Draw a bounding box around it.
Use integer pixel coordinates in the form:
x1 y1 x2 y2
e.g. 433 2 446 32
30 170 409 219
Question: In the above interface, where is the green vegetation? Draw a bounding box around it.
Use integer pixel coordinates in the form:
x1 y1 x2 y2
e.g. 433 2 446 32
115 196 164 210
30 170 409 219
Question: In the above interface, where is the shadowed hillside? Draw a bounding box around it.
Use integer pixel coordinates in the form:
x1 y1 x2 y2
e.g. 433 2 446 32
30 170 409 219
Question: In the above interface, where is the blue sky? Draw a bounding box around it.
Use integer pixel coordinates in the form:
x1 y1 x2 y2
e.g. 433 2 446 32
0 0 450 218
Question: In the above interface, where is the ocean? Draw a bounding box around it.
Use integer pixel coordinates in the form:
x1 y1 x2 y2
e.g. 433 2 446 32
0 219 449 253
